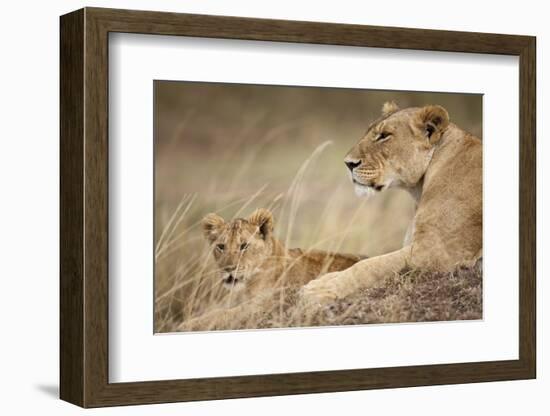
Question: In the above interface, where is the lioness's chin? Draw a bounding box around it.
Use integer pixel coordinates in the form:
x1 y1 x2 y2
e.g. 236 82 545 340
353 183 382 199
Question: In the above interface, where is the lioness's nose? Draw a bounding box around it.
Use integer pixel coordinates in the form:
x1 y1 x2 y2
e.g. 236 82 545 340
345 159 361 172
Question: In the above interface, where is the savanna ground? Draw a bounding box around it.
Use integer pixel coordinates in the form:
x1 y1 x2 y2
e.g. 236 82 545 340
154 81 483 333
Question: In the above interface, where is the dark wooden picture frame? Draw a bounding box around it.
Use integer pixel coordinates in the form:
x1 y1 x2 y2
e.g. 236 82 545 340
60 7 536 408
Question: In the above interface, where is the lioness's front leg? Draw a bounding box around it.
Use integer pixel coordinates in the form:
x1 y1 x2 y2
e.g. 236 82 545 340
301 246 411 306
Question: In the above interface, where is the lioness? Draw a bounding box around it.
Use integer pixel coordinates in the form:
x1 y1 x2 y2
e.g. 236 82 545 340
301 102 482 305
180 208 363 330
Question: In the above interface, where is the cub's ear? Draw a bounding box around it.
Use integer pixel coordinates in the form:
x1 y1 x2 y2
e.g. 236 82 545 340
381 101 399 116
421 105 450 144
201 213 225 243
247 208 274 240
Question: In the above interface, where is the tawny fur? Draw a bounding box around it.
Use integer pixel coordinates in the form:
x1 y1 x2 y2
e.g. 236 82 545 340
182 209 363 330
302 102 482 305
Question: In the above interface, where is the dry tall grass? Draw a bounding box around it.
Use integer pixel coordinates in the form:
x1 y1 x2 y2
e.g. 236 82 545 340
154 82 482 333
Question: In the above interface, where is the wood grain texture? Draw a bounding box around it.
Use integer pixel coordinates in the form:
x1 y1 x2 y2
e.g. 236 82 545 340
89 7 531 54
59 7 537 408
518 38 537 376
59 8 84 406
83 10 110 406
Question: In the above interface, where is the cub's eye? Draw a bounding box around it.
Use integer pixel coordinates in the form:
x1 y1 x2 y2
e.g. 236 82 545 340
216 244 225 251
375 132 391 142
240 243 249 251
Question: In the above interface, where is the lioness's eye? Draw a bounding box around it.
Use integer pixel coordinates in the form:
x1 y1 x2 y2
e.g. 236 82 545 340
216 244 225 251
425 124 436 138
240 243 249 251
375 132 391 142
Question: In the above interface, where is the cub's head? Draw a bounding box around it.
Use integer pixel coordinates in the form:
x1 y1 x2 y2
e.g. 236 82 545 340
202 208 274 289
344 102 450 198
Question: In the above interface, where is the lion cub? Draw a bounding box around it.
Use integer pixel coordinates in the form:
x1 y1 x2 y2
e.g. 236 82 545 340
202 208 363 302
180 209 363 330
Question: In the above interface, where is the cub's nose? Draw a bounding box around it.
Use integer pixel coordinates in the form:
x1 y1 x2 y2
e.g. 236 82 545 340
224 266 236 273
345 159 361 172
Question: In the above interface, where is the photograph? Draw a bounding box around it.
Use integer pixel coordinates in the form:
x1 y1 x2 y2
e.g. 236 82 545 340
153 81 483 333
43 2 539 409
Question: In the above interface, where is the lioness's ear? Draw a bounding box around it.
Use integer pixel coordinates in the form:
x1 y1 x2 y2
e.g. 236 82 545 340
421 105 450 144
381 101 399 116
202 213 225 243
248 208 274 240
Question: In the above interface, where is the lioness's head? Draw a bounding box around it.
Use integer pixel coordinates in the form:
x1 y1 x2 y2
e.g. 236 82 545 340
202 208 274 289
344 102 450 197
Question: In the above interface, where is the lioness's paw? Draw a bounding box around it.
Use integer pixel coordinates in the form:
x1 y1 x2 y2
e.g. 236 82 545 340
299 276 342 308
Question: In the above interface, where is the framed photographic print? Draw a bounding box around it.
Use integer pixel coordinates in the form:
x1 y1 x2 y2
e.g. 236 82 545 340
60 7 536 408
